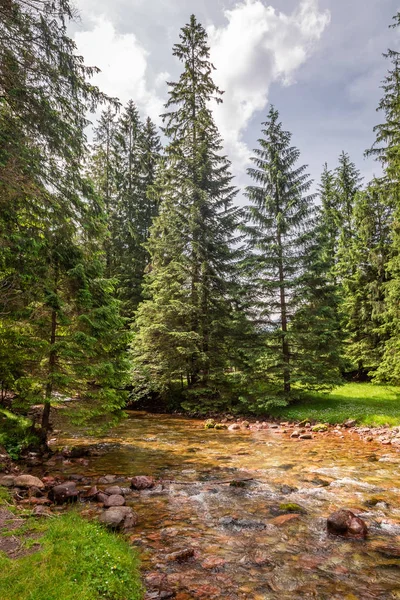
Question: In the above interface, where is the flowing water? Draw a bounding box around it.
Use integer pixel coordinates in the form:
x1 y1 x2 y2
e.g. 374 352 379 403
52 412 400 599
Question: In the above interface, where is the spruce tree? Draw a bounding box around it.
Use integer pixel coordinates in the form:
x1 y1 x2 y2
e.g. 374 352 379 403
319 163 340 273
340 182 393 376
131 15 240 406
89 107 118 277
366 12 400 383
0 0 127 441
245 106 341 400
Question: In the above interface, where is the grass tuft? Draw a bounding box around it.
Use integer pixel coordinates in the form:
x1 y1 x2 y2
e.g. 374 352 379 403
0 511 143 600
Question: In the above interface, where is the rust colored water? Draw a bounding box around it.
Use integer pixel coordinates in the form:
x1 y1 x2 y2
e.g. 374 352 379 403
53 413 400 599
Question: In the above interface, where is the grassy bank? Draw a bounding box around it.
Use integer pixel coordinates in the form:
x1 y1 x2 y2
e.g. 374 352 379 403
0 495 143 600
268 383 400 427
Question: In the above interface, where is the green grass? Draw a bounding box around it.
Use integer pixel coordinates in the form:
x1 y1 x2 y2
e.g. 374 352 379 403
269 383 400 427
0 510 143 600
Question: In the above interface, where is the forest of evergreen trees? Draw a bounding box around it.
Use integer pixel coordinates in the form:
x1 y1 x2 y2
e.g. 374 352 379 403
2 1 400 440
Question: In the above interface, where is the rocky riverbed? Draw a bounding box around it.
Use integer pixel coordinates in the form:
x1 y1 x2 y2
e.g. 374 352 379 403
2 412 400 599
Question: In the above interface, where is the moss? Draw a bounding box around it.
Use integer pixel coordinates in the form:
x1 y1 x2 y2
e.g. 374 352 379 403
312 424 329 432
215 423 228 430
279 503 307 514
204 419 216 429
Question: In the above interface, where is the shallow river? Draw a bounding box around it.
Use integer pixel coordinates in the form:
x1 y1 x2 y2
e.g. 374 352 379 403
53 412 400 599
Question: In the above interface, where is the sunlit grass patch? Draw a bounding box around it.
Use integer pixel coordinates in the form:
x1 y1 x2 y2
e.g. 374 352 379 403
0 511 143 600
269 383 400 426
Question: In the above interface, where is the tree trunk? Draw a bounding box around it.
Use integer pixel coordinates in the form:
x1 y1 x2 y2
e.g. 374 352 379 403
41 301 57 440
277 231 290 394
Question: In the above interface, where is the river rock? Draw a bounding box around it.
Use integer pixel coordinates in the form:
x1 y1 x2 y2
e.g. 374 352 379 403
299 433 313 440
327 509 368 539
130 476 155 490
32 505 52 517
99 506 138 530
104 485 123 496
14 475 44 489
98 475 117 485
97 492 108 503
165 548 195 562
48 481 78 504
344 419 357 428
0 475 16 487
219 516 266 530
103 494 125 508
228 423 240 431
271 514 300 526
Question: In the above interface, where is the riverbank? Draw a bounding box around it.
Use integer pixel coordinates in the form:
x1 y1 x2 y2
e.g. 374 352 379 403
0 489 142 600
269 383 400 427
1 412 400 599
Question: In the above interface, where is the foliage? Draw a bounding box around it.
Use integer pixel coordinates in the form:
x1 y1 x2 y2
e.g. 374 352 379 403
0 409 38 459
0 512 143 600
131 15 243 407
244 106 342 400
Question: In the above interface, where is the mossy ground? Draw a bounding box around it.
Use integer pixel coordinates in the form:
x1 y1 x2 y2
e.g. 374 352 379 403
269 383 400 426
0 491 143 600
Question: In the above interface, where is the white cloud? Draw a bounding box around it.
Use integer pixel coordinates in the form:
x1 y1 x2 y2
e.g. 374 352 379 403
74 16 164 124
208 0 331 180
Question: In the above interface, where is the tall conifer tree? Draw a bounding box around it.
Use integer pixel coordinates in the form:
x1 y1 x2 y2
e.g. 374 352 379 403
366 13 400 383
131 15 240 405
245 106 341 399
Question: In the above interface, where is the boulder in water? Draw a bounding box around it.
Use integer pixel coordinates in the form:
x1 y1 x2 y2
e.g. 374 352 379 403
327 509 368 539
130 476 155 490
103 494 125 507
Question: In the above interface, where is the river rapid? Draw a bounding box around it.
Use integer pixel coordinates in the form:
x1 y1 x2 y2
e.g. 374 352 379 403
51 412 400 599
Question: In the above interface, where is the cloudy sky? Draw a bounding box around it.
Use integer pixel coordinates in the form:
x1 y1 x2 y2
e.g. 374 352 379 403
72 0 400 190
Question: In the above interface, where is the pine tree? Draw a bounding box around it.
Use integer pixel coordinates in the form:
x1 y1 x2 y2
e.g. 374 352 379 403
131 15 241 406
319 163 339 273
0 1 127 441
335 152 363 241
245 106 341 400
89 107 118 277
366 13 400 383
340 182 393 376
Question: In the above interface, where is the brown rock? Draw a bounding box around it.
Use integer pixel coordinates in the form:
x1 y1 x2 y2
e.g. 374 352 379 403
97 492 108 503
271 514 300 526
0 475 15 487
32 505 52 517
327 509 368 539
103 494 125 508
104 485 123 496
14 475 44 489
299 433 313 440
98 475 117 485
99 506 138 530
130 476 155 490
165 548 195 562
201 556 226 570
48 481 78 504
